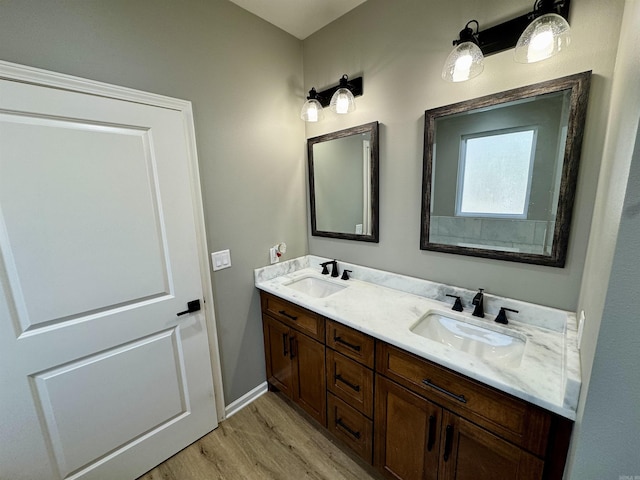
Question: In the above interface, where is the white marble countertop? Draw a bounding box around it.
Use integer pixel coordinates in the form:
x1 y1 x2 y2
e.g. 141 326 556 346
255 256 581 420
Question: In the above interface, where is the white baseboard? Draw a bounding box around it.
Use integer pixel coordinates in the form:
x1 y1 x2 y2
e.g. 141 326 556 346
224 381 268 419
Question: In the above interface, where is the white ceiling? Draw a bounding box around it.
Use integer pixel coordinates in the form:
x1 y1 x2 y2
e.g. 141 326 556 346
228 0 368 40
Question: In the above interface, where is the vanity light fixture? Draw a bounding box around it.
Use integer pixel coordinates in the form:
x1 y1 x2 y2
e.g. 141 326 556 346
442 0 570 83
514 2 571 63
329 74 357 114
300 88 325 122
442 20 484 83
300 74 363 122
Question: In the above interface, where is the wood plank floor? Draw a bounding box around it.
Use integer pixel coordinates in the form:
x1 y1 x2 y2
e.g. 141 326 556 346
137 392 383 480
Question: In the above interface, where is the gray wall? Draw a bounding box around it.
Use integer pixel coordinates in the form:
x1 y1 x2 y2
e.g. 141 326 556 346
303 0 624 311
0 0 307 405
567 0 640 476
569 120 640 478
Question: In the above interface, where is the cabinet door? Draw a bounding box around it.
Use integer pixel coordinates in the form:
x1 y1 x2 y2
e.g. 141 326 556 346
264 315 293 397
375 376 441 480
292 332 327 426
439 412 544 480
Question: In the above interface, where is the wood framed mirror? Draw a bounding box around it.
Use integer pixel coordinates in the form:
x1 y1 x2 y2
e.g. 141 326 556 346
308 121 379 242
421 72 591 267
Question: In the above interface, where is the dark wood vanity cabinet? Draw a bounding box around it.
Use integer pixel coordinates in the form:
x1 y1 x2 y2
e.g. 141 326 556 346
375 343 569 480
261 294 326 426
375 375 544 480
260 292 571 480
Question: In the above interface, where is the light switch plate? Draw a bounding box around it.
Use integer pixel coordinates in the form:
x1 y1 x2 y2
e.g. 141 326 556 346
211 249 231 271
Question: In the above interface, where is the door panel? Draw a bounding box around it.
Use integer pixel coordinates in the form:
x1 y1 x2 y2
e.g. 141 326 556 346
264 315 293 395
0 114 169 331
293 332 326 426
439 414 544 480
374 376 441 480
31 329 186 478
0 66 218 480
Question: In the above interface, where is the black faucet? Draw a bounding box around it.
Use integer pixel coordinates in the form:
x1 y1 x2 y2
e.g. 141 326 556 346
329 260 339 278
472 288 485 318
320 261 331 275
341 269 352 280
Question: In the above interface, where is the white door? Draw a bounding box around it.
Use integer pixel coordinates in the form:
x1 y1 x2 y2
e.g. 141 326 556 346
0 64 219 480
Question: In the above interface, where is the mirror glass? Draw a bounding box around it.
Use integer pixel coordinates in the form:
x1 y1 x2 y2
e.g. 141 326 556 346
308 121 379 242
421 72 591 267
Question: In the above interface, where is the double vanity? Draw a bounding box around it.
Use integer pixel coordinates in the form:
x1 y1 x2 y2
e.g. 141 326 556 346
255 255 580 480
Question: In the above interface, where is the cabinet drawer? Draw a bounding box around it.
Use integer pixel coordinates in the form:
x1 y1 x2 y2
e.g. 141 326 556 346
376 342 552 456
327 393 373 463
326 320 375 368
260 292 324 341
327 349 374 417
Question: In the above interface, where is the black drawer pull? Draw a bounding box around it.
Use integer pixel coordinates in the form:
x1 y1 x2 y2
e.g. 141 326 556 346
443 424 454 461
427 414 436 452
422 379 467 403
333 334 361 351
279 310 298 321
336 418 361 439
334 374 360 392
282 333 288 357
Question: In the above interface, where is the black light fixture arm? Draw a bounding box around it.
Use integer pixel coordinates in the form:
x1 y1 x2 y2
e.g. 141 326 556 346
453 20 480 46
306 87 320 101
308 74 363 108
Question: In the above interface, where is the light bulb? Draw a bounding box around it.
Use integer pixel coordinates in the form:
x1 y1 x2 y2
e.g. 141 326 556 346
528 25 554 62
453 54 473 82
336 93 350 114
307 104 319 122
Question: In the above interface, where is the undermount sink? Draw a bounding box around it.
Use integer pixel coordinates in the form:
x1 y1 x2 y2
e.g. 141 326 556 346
284 276 347 298
410 311 526 368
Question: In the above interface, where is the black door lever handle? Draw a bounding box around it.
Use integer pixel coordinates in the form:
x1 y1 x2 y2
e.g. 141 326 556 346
177 299 201 316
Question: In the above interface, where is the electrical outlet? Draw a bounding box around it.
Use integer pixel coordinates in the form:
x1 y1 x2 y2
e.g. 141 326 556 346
269 247 279 264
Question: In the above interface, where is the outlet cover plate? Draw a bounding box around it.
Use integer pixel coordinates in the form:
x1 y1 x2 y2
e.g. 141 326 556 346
211 249 231 271
269 247 279 264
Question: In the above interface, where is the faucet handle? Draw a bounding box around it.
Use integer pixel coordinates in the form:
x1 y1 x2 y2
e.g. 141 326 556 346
445 294 464 312
341 269 352 280
495 307 519 325
320 261 330 275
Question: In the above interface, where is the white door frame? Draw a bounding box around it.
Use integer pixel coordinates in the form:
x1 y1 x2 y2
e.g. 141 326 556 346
0 59 226 421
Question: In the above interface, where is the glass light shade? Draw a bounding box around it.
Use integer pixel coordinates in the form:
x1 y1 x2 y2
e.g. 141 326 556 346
300 98 324 122
442 41 484 83
514 13 571 64
330 88 356 114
